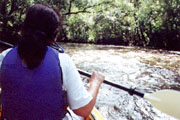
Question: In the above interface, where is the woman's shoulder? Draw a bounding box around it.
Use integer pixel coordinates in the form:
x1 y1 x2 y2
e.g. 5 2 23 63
0 48 13 59
58 52 70 58
0 48 13 55
58 53 72 64
0 48 13 68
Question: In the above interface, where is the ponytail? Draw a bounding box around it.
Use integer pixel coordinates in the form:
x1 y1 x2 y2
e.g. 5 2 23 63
18 30 48 69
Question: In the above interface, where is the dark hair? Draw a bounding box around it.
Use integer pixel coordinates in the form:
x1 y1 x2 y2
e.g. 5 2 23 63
18 4 61 69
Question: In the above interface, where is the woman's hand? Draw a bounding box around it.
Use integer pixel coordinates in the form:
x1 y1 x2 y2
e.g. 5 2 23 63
89 72 105 87
73 72 104 117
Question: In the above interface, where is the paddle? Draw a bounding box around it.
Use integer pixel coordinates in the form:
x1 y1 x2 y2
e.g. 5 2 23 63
51 41 180 119
78 70 180 119
1 40 180 119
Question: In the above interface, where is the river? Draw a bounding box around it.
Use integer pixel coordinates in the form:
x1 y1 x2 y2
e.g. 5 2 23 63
0 43 180 120
61 43 180 120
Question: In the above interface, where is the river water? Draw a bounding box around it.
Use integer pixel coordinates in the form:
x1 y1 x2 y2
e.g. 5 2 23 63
61 43 180 120
0 43 180 120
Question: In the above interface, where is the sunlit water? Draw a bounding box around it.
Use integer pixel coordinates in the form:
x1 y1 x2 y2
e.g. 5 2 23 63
61 43 180 120
0 43 180 120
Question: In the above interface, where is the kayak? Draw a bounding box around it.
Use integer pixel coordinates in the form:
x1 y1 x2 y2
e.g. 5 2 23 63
86 107 105 120
0 107 105 120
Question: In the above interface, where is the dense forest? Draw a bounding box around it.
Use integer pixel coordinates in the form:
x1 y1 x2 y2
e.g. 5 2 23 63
0 0 180 50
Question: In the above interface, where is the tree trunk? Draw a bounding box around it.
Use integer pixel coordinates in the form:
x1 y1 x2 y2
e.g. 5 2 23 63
1 0 8 41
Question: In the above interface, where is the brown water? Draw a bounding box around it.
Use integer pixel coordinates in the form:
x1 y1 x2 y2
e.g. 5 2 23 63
61 43 180 120
1 43 180 120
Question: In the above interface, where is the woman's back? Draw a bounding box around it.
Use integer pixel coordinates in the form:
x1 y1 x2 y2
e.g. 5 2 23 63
0 47 66 119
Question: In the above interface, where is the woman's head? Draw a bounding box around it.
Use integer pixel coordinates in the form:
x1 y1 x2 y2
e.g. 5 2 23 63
18 4 61 69
23 4 61 41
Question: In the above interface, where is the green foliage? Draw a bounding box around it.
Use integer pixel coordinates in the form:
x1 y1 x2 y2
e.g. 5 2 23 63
0 0 180 50
65 14 89 42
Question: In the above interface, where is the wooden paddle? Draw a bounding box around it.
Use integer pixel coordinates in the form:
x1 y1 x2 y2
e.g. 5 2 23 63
78 70 180 119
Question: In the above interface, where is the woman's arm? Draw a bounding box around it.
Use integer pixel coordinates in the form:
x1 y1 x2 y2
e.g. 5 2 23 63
59 53 104 117
73 72 104 117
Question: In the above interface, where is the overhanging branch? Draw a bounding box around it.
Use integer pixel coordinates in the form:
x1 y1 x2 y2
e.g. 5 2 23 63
63 1 111 15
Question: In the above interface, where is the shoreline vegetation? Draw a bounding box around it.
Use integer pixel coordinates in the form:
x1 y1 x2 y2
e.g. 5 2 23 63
0 0 180 51
2 40 180 56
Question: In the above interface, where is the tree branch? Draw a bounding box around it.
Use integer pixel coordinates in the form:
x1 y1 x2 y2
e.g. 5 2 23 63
8 0 15 15
67 0 74 14
64 10 91 15
63 1 111 15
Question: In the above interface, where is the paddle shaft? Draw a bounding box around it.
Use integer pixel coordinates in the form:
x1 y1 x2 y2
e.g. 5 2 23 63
0 40 13 47
78 70 144 97
0 40 144 97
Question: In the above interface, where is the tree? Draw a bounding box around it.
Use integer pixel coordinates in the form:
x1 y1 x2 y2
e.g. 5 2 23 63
0 0 180 50
0 0 32 43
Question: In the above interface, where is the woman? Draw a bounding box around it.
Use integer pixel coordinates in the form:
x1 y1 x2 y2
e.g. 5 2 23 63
0 4 104 120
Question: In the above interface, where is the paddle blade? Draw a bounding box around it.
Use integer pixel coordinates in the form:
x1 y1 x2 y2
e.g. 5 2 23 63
144 90 180 119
